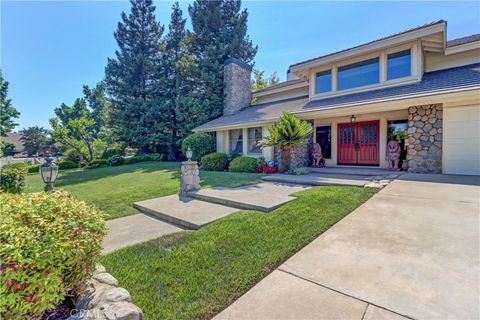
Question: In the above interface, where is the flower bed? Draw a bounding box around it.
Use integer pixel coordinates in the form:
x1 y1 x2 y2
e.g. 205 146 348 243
255 166 278 174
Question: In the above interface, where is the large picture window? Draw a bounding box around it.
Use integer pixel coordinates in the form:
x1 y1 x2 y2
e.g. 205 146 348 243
315 126 332 159
248 127 262 154
338 57 380 90
229 129 243 154
315 70 331 94
387 49 411 80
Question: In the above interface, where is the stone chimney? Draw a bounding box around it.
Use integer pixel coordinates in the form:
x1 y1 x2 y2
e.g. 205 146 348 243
224 58 252 116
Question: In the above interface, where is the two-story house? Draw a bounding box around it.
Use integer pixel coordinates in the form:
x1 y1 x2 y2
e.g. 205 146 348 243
193 21 480 175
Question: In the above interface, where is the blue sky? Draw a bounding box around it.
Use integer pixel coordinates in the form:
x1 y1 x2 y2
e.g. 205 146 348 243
2 1 479 130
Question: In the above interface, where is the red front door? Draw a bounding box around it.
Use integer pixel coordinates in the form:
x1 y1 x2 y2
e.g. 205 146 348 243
338 120 379 166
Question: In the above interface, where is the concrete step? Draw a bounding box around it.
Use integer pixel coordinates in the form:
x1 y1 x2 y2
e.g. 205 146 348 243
187 183 309 213
262 173 369 187
133 195 239 229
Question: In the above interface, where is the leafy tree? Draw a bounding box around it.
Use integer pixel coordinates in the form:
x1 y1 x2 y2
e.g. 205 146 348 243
251 69 280 104
160 2 189 160
1 142 16 157
187 0 257 129
261 112 312 172
0 72 20 137
19 126 51 156
104 0 165 153
50 85 109 162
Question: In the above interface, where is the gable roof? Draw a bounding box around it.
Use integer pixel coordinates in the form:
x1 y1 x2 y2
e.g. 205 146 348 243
252 78 306 95
194 63 480 132
289 20 445 69
447 34 480 47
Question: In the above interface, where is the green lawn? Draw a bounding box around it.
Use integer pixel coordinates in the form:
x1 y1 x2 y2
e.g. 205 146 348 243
101 186 377 320
25 162 262 220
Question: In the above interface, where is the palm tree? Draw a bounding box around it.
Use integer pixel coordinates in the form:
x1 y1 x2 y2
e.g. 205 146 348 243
261 112 312 172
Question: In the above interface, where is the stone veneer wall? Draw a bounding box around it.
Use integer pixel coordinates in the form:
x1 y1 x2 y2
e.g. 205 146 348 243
406 104 443 173
223 58 252 116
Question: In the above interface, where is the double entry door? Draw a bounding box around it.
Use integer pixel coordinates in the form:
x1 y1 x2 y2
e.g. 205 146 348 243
337 120 379 166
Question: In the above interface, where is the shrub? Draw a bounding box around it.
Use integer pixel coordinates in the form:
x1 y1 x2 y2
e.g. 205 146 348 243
201 153 228 171
87 159 108 169
101 147 123 160
229 156 258 173
124 155 149 165
255 166 278 174
63 148 83 163
181 133 215 161
57 160 78 170
0 191 106 319
146 153 164 161
28 164 40 174
256 156 266 168
108 154 124 166
0 165 27 193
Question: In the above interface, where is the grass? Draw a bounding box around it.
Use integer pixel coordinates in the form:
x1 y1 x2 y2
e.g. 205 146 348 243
101 186 377 320
24 162 262 220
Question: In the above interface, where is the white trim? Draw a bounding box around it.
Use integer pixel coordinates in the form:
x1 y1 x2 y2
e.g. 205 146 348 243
445 41 480 55
252 81 308 98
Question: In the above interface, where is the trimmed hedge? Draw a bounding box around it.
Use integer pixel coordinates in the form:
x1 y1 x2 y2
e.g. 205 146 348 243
201 153 228 171
57 160 78 170
0 165 27 193
0 191 106 319
181 133 215 161
229 156 258 173
87 159 108 168
124 155 149 165
28 164 40 174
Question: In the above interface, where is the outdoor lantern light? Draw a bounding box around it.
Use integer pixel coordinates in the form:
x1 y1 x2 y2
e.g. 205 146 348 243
186 147 193 161
350 115 356 124
40 155 59 192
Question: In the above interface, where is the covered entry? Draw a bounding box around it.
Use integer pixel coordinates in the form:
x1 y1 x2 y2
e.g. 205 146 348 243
338 120 379 165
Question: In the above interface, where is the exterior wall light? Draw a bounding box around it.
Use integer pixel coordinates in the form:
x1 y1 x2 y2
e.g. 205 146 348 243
40 155 59 192
351 115 356 124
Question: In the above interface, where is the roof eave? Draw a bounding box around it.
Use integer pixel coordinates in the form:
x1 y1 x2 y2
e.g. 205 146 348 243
445 40 480 55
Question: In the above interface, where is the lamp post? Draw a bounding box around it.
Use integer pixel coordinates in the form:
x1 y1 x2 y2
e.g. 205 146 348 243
40 155 59 192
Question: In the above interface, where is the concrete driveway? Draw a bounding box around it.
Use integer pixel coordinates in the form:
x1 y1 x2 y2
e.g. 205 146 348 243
215 174 480 320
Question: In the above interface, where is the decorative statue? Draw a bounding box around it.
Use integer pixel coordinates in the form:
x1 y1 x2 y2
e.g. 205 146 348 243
311 143 325 167
386 140 401 170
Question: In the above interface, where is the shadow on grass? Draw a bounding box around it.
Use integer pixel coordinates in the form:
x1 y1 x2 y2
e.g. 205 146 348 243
53 162 181 187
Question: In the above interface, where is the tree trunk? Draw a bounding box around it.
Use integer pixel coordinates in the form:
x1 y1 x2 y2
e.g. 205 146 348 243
280 147 291 173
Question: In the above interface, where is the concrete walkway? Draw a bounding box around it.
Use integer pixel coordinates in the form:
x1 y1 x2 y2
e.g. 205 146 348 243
215 174 480 320
103 214 182 254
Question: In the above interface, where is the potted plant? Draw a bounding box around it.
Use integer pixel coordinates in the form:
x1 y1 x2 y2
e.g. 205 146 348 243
260 112 312 172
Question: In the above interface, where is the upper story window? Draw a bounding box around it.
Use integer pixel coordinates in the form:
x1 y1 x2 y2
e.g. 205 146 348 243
315 70 331 94
387 49 411 80
338 57 380 90
248 127 262 154
229 129 243 154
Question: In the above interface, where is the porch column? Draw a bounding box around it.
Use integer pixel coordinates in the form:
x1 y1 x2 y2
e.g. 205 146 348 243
216 131 225 153
329 122 338 167
379 116 388 168
262 126 274 162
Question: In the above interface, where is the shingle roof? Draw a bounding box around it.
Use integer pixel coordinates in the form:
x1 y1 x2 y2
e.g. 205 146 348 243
194 63 480 131
447 34 480 47
253 79 307 95
289 20 445 68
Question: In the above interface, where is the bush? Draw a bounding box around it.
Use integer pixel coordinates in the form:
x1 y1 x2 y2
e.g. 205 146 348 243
87 159 108 169
57 160 78 170
124 155 149 165
101 147 123 160
229 156 258 173
0 191 106 319
257 156 266 168
63 148 83 163
181 133 215 161
201 153 228 171
146 153 164 161
108 154 124 166
28 164 40 174
0 165 27 193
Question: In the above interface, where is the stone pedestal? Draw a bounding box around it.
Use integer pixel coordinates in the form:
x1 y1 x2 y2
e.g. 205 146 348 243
180 161 200 196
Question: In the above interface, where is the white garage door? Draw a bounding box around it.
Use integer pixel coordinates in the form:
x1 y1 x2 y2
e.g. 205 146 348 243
444 105 480 175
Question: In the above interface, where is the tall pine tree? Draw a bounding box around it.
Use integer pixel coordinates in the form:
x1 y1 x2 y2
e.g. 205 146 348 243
160 2 188 160
187 0 257 129
0 71 20 137
104 0 164 152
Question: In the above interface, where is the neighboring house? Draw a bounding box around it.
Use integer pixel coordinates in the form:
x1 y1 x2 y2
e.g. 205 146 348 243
2 132 25 154
194 20 480 175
